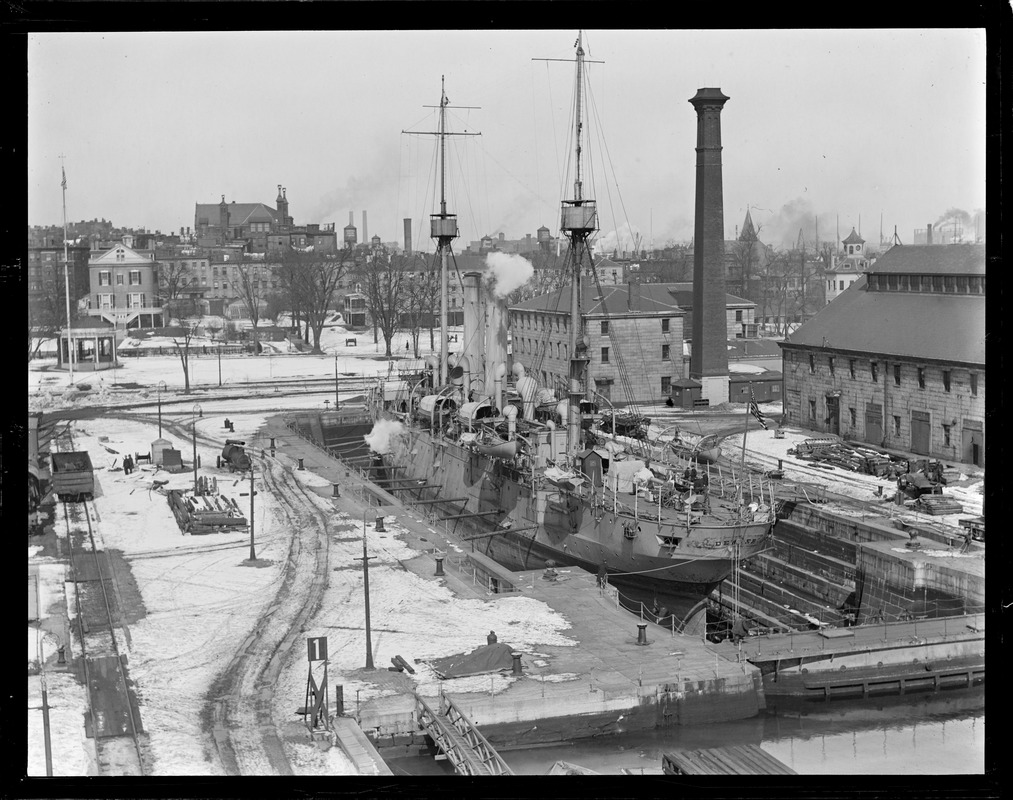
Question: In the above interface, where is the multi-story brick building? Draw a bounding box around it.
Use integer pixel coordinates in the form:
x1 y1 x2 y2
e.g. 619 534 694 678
85 240 163 329
779 243 984 466
27 237 91 322
510 282 685 406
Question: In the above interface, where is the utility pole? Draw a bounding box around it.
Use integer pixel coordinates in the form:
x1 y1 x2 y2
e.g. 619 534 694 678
334 352 340 411
192 403 202 494
361 512 374 670
248 460 256 561
60 155 74 385
157 380 166 437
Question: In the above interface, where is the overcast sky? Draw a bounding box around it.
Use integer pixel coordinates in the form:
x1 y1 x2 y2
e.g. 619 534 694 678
28 29 986 252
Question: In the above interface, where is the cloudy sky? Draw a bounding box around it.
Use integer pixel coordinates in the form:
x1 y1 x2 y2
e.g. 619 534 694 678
28 29 986 252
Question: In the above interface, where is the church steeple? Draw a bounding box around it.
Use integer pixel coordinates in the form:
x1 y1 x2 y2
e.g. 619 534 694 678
276 185 289 229
739 208 757 242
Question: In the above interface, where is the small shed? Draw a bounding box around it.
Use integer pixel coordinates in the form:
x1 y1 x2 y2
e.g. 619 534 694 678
161 449 184 471
670 378 702 409
58 317 120 372
151 438 173 466
729 371 783 404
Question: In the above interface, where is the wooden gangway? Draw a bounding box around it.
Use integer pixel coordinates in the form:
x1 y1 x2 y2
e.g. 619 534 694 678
414 692 513 776
663 745 797 775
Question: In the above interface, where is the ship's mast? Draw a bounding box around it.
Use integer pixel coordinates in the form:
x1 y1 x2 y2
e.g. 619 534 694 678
403 77 480 387
536 32 603 461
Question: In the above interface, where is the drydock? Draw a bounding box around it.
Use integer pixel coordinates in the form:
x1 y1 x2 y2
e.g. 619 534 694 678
268 412 984 769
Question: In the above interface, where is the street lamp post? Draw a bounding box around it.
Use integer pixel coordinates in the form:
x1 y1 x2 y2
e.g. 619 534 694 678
362 511 374 670
157 380 167 437
248 457 256 561
218 341 222 387
192 403 202 494
334 352 340 411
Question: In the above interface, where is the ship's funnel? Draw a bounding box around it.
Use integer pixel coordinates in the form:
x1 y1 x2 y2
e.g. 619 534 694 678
556 400 569 425
484 292 509 397
462 272 484 394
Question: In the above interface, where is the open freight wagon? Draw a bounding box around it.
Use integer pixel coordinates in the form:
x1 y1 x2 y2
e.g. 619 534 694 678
50 451 95 501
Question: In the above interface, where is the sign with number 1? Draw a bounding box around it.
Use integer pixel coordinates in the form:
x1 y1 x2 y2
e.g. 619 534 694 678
307 636 328 662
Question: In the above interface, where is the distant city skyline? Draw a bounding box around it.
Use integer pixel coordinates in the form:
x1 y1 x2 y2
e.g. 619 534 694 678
29 29 987 253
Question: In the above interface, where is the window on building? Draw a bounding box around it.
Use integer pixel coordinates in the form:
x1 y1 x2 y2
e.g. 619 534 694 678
662 317 670 332
601 347 609 363
662 344 670 360
828 356 835 375
129 270 141 285
809 354 815 373
849 359 856 379
99 271 111 286
601 320 609 335
943 276 956 293
918 366 926 389
870 361 878 382
894 364 901 386
942 370 951 392
99 293 113 310
127 293 144 309
894 415 901 436
942 424 952 447
222 280 229 290
116 273 124 286
969 372 978 396
809 399 817 420
661 376 671 394
849 407 857 426
735 310 743 322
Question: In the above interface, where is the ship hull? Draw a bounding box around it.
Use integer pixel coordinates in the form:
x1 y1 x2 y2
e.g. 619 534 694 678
381 425 773 602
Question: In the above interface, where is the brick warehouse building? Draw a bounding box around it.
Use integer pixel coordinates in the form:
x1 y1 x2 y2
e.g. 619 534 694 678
778 243 984 466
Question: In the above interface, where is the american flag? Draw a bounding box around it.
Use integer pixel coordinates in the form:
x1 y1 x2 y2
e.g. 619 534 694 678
748 387 769 430
61 166 67 190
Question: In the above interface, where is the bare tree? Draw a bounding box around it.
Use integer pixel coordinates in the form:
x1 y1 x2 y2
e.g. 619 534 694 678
351 246 411 358
401 254 439 355
156 261 193 323
28 257 72 361
171 322 200 394
233 259 268 354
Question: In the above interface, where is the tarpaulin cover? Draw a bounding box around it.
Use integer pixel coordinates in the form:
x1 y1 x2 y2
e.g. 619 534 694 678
429 643 515 679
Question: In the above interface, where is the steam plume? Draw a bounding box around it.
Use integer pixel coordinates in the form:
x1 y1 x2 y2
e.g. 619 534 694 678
364 419 406 454
484 252 534 298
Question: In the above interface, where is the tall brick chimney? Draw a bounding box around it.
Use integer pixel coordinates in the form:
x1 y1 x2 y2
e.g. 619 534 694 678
689 88 730 405
927 223 933 245
404 218 412 254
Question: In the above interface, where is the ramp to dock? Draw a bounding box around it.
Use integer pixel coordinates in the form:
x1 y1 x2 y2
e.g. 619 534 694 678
414 692 513 776
663 744 796 775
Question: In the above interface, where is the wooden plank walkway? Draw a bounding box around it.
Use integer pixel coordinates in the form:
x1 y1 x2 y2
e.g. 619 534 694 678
663 744 796 775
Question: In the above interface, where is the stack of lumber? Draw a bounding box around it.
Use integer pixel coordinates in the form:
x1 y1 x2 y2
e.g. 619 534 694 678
914 495 964 516
789 438 908 476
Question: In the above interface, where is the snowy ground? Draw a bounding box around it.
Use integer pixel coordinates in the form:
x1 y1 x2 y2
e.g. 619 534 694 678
27 328 985 776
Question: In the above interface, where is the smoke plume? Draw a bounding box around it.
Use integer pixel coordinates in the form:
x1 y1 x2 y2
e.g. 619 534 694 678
936 208 972 226
484 252 534 298
364 418 406 454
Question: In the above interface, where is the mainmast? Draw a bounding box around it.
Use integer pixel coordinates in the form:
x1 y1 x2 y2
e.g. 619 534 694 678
403 76 480 387
536 31 603 461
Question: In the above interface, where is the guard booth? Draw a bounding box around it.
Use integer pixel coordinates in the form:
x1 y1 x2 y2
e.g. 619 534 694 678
670 378 702 409
577 448 610 488
57 318 120 372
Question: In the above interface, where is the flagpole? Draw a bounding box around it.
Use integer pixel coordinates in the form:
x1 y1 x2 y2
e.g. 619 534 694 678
738 382 750 506
61 156 74 385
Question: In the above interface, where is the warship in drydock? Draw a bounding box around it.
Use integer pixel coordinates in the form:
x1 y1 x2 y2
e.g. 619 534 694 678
365 34 775 618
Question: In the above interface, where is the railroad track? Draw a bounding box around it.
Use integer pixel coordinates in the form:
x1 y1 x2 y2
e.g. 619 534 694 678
62 497 148 776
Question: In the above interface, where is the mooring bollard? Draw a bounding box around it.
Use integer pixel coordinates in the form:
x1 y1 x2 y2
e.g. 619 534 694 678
778 458 783 470
335 684 344 717
636 623 649 646
435 556 444 576
298 458 304 470
511 652 523 675
57 645 66 665
333 484 340 498
375 516 385 532
270 437 276 450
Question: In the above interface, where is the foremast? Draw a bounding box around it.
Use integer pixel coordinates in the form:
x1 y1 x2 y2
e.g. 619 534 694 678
404 76 480 387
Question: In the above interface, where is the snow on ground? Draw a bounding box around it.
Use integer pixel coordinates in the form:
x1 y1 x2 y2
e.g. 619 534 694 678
28 334 985 774
727 426 984 525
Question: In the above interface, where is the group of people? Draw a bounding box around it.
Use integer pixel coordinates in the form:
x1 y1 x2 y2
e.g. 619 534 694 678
122 454 135 474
